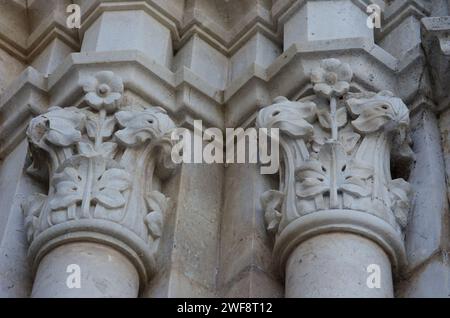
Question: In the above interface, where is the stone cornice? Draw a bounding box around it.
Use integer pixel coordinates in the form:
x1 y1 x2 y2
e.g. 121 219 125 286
47 50 224 129
421 16 450 110
376 0 430 42
78 0 279 57
224 38 427 127
0 67 48 159
0 6 80 64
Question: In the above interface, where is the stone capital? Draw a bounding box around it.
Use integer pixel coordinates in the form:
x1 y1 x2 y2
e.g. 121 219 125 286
257 58 413 275
22 70 179 287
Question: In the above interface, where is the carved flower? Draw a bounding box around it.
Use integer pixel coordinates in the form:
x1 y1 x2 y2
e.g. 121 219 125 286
27 106 85 148
346 91 410 134
83 71 124 113
115 106 176 147
261 190 284 234
50 157 131 210
144 191 169 241
296 143 373 199
311 59 353 98
256 96 317 138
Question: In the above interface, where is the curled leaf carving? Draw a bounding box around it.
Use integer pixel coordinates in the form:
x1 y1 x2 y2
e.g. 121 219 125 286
347 91 410 134
27 106 85 148
256 96 316 138
115 107 176 147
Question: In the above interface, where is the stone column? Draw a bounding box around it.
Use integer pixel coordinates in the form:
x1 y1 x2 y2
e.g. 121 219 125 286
23 71 178 298
257 59 412 298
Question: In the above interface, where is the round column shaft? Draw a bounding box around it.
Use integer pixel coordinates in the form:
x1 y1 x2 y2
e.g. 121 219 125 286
285 233 393 298
31 242 139 298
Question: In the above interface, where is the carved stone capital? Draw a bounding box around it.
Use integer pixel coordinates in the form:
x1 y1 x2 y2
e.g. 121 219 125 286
257 59 413 273
22 70 179 285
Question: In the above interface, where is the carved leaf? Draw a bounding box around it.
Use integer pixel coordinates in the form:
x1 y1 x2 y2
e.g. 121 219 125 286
93 168 130 209
296 143 373 199
296 160 330 198
261 190 284 234
144 191 169 240
86 113 116 139
22 194 47 242
389 178 412 229
256 97 316 138
347 91 409 134
78 142 117 159
115 107 176 147
27 107 85 148
317 107 347 130
339 131 360 154
50 167 84 210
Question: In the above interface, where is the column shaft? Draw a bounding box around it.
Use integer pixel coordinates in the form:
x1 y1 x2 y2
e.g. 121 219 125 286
285 233 393 298
31 243 139 298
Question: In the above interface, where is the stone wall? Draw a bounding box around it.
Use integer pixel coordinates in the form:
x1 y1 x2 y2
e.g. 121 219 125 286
0 0 449 298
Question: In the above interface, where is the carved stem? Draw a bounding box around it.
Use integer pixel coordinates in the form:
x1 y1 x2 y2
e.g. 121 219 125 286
329 96 339 208
81 158 94 218
95 109 107 149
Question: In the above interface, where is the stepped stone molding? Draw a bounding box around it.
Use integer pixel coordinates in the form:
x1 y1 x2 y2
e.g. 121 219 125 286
1 0 449 298
257 58 413 274
0 0 79 64
421 15 450 110
22 70 179 287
